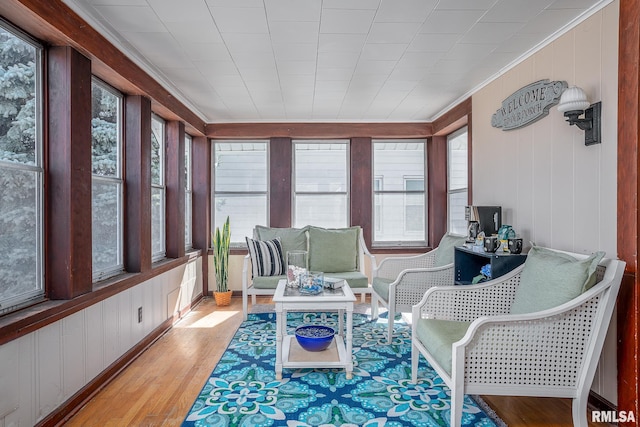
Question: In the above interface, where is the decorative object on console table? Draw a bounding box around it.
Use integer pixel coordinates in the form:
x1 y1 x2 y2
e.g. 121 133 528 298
212 216 232 305
454 245 527 285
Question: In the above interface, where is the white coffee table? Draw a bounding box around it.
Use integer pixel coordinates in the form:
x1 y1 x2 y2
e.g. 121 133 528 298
272 278 356 379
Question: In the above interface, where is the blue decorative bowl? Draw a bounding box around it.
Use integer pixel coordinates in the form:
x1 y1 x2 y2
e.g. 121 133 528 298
294 325 335 352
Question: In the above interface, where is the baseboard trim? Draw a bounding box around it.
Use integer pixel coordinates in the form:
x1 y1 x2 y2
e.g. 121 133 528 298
36 297 203 427
589 391 617 412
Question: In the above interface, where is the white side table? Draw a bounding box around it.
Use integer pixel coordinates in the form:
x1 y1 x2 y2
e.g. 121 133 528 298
272 279 356 379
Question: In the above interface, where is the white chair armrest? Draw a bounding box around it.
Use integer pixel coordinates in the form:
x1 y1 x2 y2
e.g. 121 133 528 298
390 265 455 309
242 254 251 291
375 250 437 279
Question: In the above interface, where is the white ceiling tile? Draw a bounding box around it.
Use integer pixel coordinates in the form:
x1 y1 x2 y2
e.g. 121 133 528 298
206 0 263 7
367 23 421 44
149 0 213 23
460 22 524 44
519 9 586 34
375 0 438 23
93 5 165 32
317 51 360 68
222 34 273 53
419 10 485 34
212 7 268 33
481 0 554 23
265 0 321 21
319 34 367 52
181 43 231 62
408 33 460 52
434 0 498 10
280 75 315 88
205 74 245 87
320 9 376 34
315 67 355 81
273 44 318 62
360 43 406 61
396 51 445 68
164 21 223 44
353 60 397 75
322 0 379 9
194 60 238 76
444 43 497 61
232 52 277 69
388 66 431 82
122 31 185 57
494 33 545 54
240 67 280 82
277 61 317 76
88 0 147 5
270 22 319 44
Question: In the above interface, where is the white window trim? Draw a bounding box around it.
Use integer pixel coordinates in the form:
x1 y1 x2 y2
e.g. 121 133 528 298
185 134 193 250
447 126 469 235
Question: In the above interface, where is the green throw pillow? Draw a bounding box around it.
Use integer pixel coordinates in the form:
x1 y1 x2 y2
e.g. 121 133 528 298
433 234 467 267
254 225 308 257
510 246 605 314
308 226 359 273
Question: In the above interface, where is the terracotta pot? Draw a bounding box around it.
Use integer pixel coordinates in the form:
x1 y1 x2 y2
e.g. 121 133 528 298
214 290 232 306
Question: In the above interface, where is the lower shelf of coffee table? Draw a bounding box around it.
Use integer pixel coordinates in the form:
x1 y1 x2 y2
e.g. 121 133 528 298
281 334 347 367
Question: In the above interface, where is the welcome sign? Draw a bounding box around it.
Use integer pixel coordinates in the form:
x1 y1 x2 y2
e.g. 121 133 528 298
491 80 567 130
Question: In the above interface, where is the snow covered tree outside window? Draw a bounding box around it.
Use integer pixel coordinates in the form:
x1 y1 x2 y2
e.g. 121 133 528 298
0 23 43 314
151 114 165 260
91 80 123 281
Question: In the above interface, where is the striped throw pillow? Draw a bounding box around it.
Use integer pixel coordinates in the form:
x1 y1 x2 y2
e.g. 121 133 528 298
245 237 285 277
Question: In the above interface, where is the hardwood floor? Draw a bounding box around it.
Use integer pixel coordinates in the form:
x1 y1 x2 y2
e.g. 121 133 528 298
64 296 613 426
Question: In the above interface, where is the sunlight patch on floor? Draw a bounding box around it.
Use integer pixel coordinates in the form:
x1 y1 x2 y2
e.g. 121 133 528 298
180 310 239 328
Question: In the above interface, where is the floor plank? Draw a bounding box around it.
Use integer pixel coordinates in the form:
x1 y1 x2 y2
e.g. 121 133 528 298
64 296 613 426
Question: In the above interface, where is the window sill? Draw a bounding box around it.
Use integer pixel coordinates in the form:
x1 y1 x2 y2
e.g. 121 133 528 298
0 250 202 346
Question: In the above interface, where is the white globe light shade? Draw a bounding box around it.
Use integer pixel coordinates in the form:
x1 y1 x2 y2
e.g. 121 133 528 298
557 86 591 112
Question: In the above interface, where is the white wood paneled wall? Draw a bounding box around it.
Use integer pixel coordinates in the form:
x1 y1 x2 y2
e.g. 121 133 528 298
0 256 202 426
472 1 619 404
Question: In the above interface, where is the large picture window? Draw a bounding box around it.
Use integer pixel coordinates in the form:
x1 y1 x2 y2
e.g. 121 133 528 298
447 127 468 235
293 141 348 228
91 80 124 280
213 141 268 247
0 22 44 314
373 140 426 245
151 114 166 261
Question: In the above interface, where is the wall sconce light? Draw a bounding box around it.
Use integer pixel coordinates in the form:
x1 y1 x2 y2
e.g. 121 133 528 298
557 86 601 146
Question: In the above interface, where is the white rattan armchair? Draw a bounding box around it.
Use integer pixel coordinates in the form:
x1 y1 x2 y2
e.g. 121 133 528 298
411 249 625 427
372 245 457 343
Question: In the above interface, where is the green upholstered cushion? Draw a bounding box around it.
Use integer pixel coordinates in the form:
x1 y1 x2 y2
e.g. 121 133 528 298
255 226 308 257
433 234 467 267
372 277 394 301
510 246 605 314
308 226 359 273
252 275 286 289
325 271 369 289
415 318 471 376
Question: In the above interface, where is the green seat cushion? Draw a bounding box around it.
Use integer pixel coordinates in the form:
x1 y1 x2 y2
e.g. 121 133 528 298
325 271 369 289
415 318 471 376
254 226 308 257
433 234 467 267
252 275 286 289
372 277 394 301
308 226 359 273
510 246 605 314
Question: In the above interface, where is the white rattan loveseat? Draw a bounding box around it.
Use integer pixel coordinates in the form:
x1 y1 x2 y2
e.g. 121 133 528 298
411 246 625 427
371 233 466 342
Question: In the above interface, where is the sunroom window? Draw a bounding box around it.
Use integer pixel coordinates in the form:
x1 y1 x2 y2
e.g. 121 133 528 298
91 79 124 281
447 127 468 235
151 114 166 261
293 140 348 228
0 21 44 314
213 141 268 247
373 140 426 246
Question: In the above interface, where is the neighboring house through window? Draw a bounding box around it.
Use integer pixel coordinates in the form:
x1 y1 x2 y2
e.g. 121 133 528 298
447 127 468 235
373 140 426 246
213 141 268 247
293 140 348 228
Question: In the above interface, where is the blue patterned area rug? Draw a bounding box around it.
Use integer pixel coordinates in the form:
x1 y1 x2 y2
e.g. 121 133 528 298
182 312 504 427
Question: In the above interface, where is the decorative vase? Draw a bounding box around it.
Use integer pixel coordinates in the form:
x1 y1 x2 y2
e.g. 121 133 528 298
214 290 232 306
286 250 308 287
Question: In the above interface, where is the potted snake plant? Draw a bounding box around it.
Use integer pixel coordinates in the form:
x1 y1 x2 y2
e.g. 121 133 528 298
212 216 232 306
